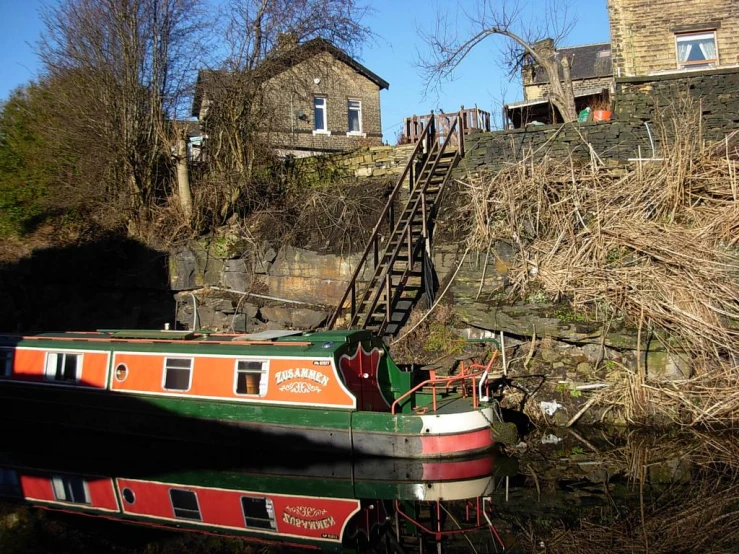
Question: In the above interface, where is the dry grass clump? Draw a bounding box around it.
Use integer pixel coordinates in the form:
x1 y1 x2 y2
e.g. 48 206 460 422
516 431 739 553
459 98 739 425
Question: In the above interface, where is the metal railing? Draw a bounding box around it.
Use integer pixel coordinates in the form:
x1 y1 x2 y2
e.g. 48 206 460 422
325 117 436 330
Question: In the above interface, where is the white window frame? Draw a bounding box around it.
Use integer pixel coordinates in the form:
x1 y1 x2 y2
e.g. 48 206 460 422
169 488 202 520
44 352 83 383
675 30 718 69
241 496 277 530
52 475 91 504
313 96 330 135
162 357 193 392
0 349 12 377
234 360 268 397
346 99 365 136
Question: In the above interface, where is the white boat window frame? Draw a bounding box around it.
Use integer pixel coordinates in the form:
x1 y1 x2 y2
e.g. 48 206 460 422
52 475 91 504
241 495 276 530
44 352 83 383
162 357 194 392
233 359 269 397
169 488 202 520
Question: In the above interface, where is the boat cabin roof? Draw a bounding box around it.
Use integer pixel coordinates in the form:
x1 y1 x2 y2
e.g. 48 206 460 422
0 329 376 357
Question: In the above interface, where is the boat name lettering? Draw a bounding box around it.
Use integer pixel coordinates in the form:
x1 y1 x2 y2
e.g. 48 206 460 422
282 512 336 530
275 368 329 388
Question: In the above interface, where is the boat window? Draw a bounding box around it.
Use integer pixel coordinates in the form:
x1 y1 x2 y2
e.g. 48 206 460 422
235 360 267 396
241 496 276 529
121 487 136 504
44 352 82 383
169 488 201 520
0 468 20 497
52 475 90 504
0 350 12 377
163 358 193 391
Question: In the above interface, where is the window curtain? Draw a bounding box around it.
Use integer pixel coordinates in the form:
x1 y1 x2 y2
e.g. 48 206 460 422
698 38 716 61
677 42 692 63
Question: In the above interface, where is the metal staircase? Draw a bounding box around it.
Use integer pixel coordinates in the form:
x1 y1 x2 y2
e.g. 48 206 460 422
326 110 466 338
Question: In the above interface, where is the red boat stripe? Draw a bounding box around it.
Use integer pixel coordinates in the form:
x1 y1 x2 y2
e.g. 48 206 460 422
420 427 493 456
421 455 494 481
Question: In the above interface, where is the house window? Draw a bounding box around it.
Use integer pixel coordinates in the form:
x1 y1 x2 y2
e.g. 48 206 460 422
0 350 12 377
163 357 193 391
44 352 82 383
0 468 21 497
241 496 276 530
676 31 718 69
314 97 327 132
235 360 267 396
169 488 201 520
347 99 362 134
52 475 90 504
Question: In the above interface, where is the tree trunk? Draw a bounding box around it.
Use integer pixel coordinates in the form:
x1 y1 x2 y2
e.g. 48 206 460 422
176 132 193 221
540 55 578 123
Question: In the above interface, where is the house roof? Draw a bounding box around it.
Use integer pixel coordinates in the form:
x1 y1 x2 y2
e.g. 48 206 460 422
191 38 389 118
528 42 613 84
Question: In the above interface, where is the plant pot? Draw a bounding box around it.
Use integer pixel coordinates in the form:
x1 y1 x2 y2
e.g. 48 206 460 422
592 110 612 122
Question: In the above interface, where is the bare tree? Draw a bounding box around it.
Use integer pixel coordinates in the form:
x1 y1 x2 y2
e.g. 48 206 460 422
37 0 207 225
419 0 578 123
195 0 372 222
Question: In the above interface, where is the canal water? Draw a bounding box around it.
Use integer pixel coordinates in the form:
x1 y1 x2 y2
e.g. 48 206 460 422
0 427 737 553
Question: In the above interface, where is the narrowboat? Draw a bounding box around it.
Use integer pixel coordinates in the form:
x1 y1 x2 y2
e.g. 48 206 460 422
0 328 501 458
0 443 512 552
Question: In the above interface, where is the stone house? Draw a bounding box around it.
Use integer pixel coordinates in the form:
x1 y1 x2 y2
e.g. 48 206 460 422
504 0 739 128
608 0 739 77
191 38 389 158
504 40 614 127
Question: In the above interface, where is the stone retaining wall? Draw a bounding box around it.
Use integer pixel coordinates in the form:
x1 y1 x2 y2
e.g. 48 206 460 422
291 143 415 182
456 120 651 179
615 67 739 142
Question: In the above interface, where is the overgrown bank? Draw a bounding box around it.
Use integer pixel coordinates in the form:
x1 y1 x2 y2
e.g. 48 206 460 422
424 101 739 429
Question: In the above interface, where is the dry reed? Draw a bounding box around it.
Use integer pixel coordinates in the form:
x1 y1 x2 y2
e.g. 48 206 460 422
459 98 739 426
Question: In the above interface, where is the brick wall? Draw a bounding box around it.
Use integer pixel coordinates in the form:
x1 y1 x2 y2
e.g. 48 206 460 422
608 0 739 76
264 52 384 153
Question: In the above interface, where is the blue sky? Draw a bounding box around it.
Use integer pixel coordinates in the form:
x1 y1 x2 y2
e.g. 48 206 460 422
0 0 609 140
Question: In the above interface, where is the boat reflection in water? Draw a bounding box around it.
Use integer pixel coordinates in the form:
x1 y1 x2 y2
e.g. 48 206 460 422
0 439 515 552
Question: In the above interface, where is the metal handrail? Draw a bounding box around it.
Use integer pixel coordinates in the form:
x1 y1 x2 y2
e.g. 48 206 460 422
360 113 462 333
326 115 435 329
390 367 489 415
393 498 488 540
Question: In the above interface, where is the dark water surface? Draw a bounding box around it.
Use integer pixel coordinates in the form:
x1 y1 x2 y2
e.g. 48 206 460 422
0 427 737 553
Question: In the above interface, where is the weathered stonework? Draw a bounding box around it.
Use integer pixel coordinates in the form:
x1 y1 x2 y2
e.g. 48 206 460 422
455 121 651 178
608 0 739 77
615 67 739 141
264 51 385 154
